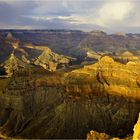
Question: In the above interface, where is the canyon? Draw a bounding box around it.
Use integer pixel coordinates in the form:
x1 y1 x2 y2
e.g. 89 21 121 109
0 30 140 139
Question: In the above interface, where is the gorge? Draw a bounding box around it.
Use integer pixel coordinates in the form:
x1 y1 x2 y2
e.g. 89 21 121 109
0 30 140 139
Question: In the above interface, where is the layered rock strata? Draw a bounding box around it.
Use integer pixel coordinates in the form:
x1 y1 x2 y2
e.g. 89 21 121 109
0 57 140 138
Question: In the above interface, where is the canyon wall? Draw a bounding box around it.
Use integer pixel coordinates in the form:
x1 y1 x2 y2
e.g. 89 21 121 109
0 57 140 138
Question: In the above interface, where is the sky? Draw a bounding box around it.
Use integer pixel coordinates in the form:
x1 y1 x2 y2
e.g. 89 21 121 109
0 0 140 33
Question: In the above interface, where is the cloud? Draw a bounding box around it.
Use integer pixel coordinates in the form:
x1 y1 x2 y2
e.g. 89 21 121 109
0 0 20 5
0 0 140 33
95 1 134 27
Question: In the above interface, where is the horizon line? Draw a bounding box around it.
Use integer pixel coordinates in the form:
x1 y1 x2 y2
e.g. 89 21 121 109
0 29 140 34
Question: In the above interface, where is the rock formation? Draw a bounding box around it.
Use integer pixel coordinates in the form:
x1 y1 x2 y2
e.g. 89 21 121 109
86 130 110 140
86 50 101 60
113 51 140 63
5 32 20 49
89 30 107 36
86 130 132 140
2 53 27 76
34 46 71 71
133 113 140 140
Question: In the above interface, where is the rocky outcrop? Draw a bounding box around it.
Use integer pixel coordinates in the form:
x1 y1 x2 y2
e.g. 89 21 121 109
86 130 110 140
89 30 107 36
115 32 126 36
1 53 27 76
34 46 71 71
5 32 20 49
86 50 101 60
86 130 132 140
113 51 140 63
133 113 140 140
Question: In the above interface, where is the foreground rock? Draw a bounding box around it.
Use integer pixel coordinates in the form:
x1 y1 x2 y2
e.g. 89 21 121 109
133 113 140 140
86 130 132 140
86 130 110 140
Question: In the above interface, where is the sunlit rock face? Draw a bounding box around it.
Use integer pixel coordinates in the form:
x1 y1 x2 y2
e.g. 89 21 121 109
2 53 27 76
0 57 140 139
65 56 140 100
34 46 71 71
86 130 113 140
86 130 132 140
86 50 101 60
133 113 140 140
